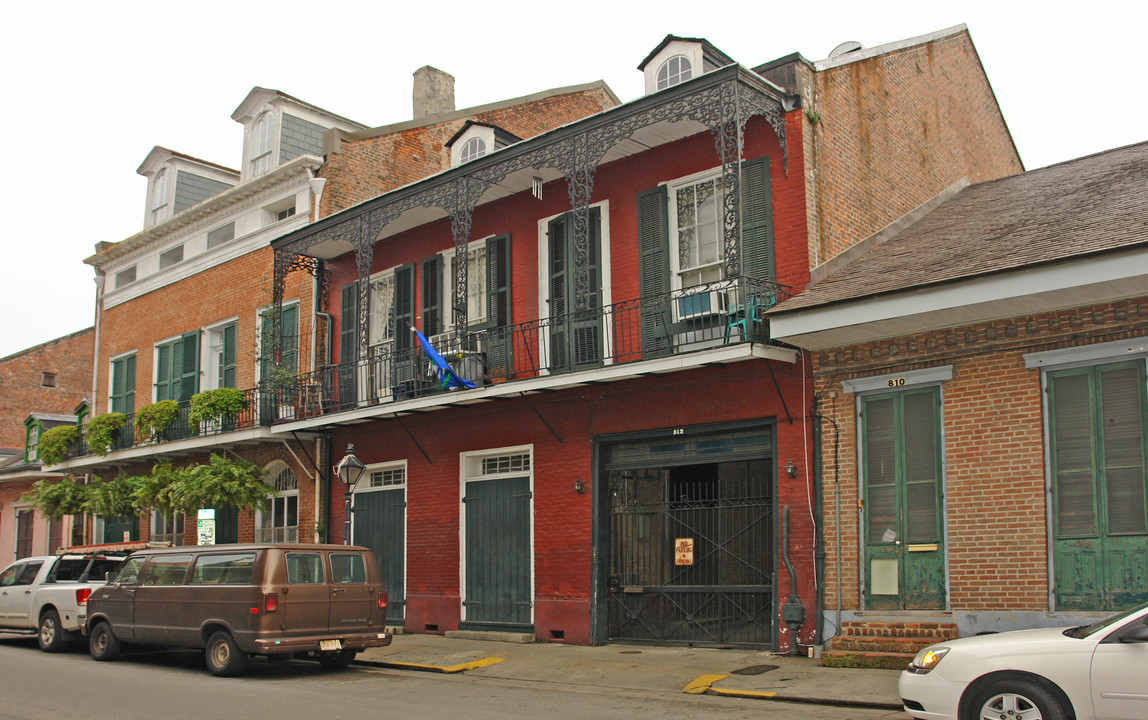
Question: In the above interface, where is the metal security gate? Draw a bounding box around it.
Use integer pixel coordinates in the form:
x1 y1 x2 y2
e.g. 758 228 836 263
606 456 775 647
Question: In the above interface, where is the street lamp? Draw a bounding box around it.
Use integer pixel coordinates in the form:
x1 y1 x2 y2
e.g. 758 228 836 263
335 444 366 545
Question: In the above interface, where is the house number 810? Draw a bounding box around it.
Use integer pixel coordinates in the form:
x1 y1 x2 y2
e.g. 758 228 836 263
887 377 906 387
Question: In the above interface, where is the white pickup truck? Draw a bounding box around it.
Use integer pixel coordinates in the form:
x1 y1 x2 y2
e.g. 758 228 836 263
0 552 126 651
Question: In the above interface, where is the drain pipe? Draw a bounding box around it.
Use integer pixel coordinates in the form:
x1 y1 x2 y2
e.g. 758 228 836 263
781 505 805 656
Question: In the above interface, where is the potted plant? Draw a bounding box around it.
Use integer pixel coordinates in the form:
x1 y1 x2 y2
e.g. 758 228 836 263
135 400 180 442
85 413 126 457
188 387 246 427
37 425 79 466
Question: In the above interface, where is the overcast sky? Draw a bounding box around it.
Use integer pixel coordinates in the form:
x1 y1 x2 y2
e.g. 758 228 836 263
2 1 1144 360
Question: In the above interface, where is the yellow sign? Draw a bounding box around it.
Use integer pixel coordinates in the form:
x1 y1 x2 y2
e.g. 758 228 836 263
675 537 694 566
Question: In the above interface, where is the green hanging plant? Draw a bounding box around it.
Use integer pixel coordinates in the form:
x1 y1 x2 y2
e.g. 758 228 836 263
37 425 79 466
163 453 273 514
85 413 126 457
21 476 89 518
188 388 246 425
135 400 180 441
80 475 138 519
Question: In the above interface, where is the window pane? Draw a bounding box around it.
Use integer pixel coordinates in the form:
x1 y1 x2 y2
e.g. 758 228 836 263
142 556 191 586
286 552 324 584
330 553 366 584
192 553 256 584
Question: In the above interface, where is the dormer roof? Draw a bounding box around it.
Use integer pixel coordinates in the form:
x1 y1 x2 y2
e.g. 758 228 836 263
137 146 239 178
637 34 736 71
444 121 523 149
231 87 368 129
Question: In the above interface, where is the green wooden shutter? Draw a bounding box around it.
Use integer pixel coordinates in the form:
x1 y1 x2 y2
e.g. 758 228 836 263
279 305 299 376
637 186 671 358
221 323 237 389
339 282 359 364
740 156 774 283
111 355 136 414
485 234 511 375
393 264 415 351
155 342 174 402
421 255 443 337
179 331 200 402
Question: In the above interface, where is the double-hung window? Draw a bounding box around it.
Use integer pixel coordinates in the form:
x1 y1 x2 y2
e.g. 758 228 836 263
670 172 724 288
256 462 299 543
443 242 488 333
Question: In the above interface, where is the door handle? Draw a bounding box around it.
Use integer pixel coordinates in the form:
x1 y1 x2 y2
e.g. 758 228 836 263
332 588 345 594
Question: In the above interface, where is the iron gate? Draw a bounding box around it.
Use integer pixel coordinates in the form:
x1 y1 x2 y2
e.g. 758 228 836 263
607 460 774 646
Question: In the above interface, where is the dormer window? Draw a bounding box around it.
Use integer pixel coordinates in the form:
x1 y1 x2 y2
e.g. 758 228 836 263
151 168 169 223
460 137 487 164
656 55 693 90
250 112 275 176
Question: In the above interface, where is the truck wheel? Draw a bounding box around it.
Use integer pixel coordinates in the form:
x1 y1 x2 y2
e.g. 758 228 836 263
89 621 121 661
205 630 248 677
38 609 74 652
317 649 359 669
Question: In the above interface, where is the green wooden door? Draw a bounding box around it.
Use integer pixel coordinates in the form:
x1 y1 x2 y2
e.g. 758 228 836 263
102 516 139 544
213 506 239 544
862 387 945 610
462 476 531 630
1049 362 1148 610
354 488 405 624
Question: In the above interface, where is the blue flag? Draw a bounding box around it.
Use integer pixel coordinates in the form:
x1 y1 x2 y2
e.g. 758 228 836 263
413 328 477 389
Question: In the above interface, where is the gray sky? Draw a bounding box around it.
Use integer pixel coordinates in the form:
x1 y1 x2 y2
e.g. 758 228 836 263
2 0 1145 359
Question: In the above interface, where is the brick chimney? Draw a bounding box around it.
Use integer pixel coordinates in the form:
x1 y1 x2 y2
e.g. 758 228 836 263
412 66 455 119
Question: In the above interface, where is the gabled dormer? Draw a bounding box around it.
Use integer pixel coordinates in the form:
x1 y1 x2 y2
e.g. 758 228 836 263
138 147 238 229
231 88 368 183
638 35 736 95
445 121 523 167
24 412 78 464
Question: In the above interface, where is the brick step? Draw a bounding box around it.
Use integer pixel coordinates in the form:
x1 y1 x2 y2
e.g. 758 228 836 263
821 650 915 670
829 635 941 654
838 621 959 640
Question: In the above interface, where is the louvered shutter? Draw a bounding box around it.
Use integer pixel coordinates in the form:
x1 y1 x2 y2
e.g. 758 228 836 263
178 331 200 402
637 186 671 358
279 305 299 377
421 255 442 337
486 234 512 376
393 264 415 351
339 282 358 364
1050 371 1096 537
740 156 774 283
547 215 569 371
221 323 237 389
156 342 174 401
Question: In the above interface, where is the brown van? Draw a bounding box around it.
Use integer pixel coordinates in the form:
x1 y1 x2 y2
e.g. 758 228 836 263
85 544 391 676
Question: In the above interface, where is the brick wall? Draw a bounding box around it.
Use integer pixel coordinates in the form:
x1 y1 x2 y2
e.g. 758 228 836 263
96 246 314 415
318 87 618 217
810 29 1023 266
0 327 93 449
813 296 1148 613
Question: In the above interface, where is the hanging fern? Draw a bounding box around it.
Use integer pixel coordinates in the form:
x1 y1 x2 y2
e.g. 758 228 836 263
188 388 246 426
21 477 88 518
135 400 180 441
85 413 126 456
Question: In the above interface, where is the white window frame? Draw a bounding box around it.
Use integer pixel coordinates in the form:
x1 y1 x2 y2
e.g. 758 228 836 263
656 54 693 90
150 510 185 546
666 167 726 292
108 349 138 414
202 317 239 391
255 461 299 543
535 201 613 373
151 167 169 224
451 125 496 167
441 239 489 334
249 111 275 177
458 445 534 624
460 137 486 163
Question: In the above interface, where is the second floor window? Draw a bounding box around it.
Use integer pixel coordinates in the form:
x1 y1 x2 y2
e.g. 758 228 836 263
156 332 200 402
110 353 136 414
673 174 724 287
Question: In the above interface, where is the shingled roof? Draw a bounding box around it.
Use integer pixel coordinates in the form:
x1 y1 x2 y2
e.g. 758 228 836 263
772 140 1148 315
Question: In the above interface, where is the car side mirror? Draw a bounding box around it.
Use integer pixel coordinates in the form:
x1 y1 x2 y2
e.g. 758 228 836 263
1120 623 1148 643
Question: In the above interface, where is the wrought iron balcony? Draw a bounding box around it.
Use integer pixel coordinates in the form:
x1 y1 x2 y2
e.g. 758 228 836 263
61 276 787 461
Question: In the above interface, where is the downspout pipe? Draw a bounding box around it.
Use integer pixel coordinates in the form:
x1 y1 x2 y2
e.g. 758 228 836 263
781 505 805 656
90 273 106 412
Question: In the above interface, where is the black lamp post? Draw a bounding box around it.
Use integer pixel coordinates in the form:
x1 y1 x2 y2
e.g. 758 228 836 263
335 444 366 545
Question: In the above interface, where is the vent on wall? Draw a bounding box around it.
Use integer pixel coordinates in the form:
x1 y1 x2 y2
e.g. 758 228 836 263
829 41 863 58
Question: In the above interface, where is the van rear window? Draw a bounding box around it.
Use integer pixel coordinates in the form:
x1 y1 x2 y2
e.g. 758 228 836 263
191 553 257 585
330 553 367 584
286 552 324 584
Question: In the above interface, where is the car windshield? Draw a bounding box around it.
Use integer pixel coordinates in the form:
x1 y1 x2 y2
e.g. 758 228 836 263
1064 600 1148 639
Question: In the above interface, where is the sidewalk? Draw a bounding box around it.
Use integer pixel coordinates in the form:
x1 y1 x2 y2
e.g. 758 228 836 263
356 633 904 710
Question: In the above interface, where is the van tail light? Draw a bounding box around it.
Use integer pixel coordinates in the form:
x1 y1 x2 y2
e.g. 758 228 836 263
378 591 388 610
264 593 279 613
75 588 92 607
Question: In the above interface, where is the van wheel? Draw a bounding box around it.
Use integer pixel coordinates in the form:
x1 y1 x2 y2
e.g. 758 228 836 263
205 631 248 677
317 649 359 669
38 609 74 652
89 621 121 661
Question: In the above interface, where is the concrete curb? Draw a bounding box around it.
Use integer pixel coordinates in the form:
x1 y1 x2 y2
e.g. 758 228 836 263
682 674 904 711
355 657 504 673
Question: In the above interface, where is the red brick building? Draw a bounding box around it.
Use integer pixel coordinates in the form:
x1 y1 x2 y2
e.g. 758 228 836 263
770 141 1148 660
266 28 1018 651
0 327 93 560
53 77 617 549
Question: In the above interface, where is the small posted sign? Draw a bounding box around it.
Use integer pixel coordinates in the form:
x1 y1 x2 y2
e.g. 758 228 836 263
674 537 694 566
197 508 216 546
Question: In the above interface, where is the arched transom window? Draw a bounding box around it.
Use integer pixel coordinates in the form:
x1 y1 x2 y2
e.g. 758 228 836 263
257 461 299 542
460 136 487 164
656 55 693 90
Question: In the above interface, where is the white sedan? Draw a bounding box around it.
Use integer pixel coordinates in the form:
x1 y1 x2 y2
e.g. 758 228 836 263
899 601 1148 720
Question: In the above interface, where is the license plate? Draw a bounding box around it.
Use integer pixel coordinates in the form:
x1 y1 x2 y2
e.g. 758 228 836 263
319 639 342 651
